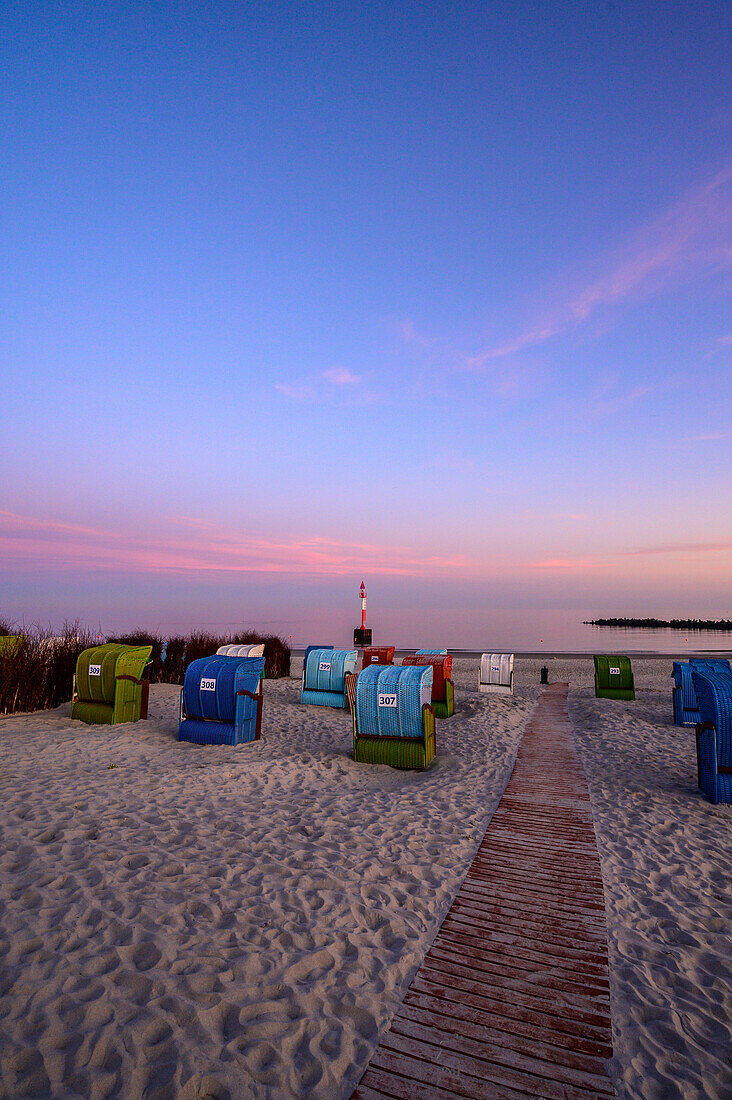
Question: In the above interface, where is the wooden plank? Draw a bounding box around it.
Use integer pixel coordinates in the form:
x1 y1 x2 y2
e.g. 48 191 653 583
403 989 613 1058
352 683 615 1098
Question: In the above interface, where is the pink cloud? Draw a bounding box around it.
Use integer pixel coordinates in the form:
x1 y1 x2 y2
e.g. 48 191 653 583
704 333 732 359
620 539 732 557
0 510 485 580
323 368 361 385
466 162 732 364
523 539 732 573
585 382 656 419
462 326 559 368
390 318 436 350
569 163 731 321
274 382 314 401
527 558 604 570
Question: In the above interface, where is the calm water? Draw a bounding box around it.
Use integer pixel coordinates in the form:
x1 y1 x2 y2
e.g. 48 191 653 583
292 607 732 654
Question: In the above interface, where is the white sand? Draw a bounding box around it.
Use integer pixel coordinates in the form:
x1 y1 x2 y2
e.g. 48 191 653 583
0 660 538 1099
0 655 729 1099
567 663 732 1100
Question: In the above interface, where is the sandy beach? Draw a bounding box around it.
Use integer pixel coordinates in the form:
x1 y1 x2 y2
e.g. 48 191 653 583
0 656 730 1099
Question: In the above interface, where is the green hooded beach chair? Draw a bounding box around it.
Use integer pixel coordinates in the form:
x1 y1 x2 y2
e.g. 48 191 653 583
71 643 152 724
594 655 635 700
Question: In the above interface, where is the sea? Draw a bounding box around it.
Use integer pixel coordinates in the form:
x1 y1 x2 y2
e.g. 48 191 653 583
291 608 732 655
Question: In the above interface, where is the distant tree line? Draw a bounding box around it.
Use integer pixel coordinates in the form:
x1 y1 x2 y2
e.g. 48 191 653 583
584 617 732 631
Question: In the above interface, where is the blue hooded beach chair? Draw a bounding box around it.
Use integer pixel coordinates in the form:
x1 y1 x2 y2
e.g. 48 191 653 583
691 669 732 804
351 664 436 769
301 647 357 708
179 655 264 746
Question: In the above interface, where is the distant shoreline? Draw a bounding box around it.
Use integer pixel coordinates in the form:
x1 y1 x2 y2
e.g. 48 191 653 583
584 617 731 630
291 648 732 659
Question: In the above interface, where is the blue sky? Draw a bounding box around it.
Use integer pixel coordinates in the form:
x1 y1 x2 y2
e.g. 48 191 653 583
1 1 730 643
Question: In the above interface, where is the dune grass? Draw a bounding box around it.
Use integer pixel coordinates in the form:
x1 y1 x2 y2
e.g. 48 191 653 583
0 622 291 716
0 622 95 716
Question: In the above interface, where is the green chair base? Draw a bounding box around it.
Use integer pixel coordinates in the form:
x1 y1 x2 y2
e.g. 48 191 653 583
354 731 435 769
70 701 115 724
595 688 636 701
353 704 436 770
433 678 455 718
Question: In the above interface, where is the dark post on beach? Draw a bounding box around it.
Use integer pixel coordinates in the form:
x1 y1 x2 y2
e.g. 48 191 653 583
541 666 549 684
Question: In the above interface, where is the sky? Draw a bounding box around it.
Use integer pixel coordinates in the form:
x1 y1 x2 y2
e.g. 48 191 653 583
1 1 730 646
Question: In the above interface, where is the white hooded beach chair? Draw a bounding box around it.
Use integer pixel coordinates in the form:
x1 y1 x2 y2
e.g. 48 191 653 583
479 653 514 695
217 643 265 659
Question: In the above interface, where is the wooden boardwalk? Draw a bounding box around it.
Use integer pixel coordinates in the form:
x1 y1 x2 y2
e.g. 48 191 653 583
353 683 615 1099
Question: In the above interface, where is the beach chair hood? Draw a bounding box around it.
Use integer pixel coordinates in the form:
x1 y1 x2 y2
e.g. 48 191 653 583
356 664 433 739
216 643 265 659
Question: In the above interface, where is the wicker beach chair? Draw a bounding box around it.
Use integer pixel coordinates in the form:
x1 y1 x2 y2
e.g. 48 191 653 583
593 655 635 700
301 648 357 709
691 669 732 804
71 643 152 725
351 664 436 769
402 653 454 718
672 663 700 726
479 653 514 695
0 635 25 658
179 655 264 746
361 646 395 670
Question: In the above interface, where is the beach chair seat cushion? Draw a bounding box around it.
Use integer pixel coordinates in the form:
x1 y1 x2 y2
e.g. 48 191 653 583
69 700 116 724
177 718 238 746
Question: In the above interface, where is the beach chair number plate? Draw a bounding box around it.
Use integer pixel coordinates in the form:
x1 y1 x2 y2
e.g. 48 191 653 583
378 693 397 707
491 666 500 673
319 661 331 672
201 678 216 691
89 664 101 676
609 667 620 675
371 655 379 662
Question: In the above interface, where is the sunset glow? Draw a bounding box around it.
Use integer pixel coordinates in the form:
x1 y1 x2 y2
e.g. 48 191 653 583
1 2 729 643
